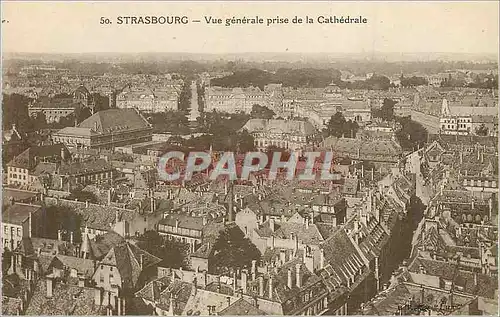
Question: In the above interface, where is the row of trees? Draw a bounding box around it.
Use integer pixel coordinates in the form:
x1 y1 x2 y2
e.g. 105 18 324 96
400 75 428 87
211 68 343 89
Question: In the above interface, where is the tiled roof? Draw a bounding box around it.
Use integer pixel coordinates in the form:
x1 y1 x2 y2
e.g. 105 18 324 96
2 296 23 315
49 254 96 279
100 241 161 290
408 257 498 299
78 108 151 134
59 159 114 176
7 143 69 170
219 297 267 315
242 119 316 136
2 203 42 225
25 279 105 315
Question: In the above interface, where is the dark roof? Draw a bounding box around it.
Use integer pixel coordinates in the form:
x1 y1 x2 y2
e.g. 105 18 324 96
2 188 38 205
2 203 42 225
7 143 69 170
219 298 267 315
408 257 498 299
100 241 161 290
25 279 105 315
78 108 151 134
59 158 114 175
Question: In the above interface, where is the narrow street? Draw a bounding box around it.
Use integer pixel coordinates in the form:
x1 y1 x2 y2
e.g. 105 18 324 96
188 80 200 122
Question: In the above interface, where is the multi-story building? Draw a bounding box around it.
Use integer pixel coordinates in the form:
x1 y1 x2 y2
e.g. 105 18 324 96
204 87 268 113
52 108 153 150
27 85 93 123
2 202 45 251
241 119 316 152
440 98 498 136
6 143 71 187
116 86 180 112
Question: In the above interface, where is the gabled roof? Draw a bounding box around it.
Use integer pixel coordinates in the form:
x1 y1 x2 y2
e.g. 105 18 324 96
219 297 267 315
100 241 161 290
2 203 42 226
78 108 151 134
7 143 69 170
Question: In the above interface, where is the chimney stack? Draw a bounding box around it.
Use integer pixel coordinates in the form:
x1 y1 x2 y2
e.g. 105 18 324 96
269 218 275 232
241 269 248 294
46 277 53 298
287 269 293 289
295 263 302 288
258 276 264 297
251 260 257 280
320 249 325 269
70 231 74 244
279 250 286 265
268 276 273 300
58 229 62 241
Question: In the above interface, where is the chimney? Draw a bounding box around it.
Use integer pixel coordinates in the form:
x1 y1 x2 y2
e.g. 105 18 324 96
320 249 325 269
287 269 293 289
78 276 85 288
107 189 112 205
28 212 32 238
70 232 74 244
305 218 309 229
268 276 273 300
241 269 248 294
258 276 264 297
233 271 237 293
85 200 89 208
295 263 302 288
269 218 275 232
58 230 62 241
489 198 493 220
310 212 314 224
46 277 53 298
279 250 286 265
251 260 257 280
420 285 425 304
228 181 234 223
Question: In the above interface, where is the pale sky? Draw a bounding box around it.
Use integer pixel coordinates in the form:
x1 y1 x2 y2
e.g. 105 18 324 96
2 1 499 54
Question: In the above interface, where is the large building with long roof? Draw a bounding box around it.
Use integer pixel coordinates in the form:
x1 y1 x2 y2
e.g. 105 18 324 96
52 108 153 150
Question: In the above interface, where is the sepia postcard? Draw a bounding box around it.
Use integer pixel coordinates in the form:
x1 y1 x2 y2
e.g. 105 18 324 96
1 1 498 316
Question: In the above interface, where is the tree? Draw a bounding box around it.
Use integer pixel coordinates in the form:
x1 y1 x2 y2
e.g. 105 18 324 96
475 124 489 136
379 98 396 121
325 112 358 138
396 116 428 151
250 104 275 119
210 225 261 274
136 230 190 269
